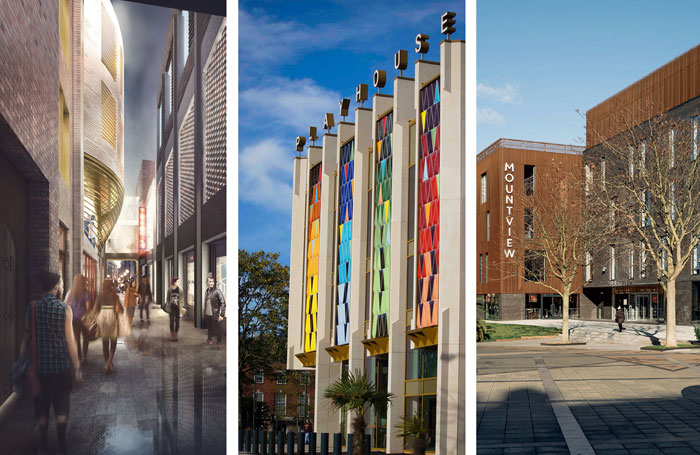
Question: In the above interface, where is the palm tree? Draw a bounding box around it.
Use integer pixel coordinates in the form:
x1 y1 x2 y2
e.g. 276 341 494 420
324 369 394 455
395 414 430 455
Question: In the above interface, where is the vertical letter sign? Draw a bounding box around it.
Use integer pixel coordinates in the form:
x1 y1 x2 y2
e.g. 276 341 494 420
139 206 147 252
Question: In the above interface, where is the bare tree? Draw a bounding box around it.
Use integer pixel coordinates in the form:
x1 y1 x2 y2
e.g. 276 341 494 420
501 162 608 343
586 102 700 347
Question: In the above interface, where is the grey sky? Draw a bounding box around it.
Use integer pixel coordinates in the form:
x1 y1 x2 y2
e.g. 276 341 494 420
112 0 170 196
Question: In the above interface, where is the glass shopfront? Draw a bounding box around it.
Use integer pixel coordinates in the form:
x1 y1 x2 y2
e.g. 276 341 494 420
405 343 437 452
185 251 195 317
210 237 226 299
614 290 663 321
525 294 578 319
365 354 388 450
478 294 500 320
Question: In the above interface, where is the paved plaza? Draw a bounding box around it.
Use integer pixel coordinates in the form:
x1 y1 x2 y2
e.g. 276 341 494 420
0 303 226 454
478 337 700 455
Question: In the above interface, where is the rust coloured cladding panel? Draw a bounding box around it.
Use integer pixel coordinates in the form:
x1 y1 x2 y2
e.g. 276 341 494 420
587 44 700 148
476 141 583 295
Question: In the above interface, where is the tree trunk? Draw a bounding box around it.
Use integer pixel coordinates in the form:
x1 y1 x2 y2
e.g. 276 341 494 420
666 279 677 347
352 413 365 455
561 291 570 343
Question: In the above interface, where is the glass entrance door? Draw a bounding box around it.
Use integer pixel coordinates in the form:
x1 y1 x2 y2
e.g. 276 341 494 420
635 294 650 320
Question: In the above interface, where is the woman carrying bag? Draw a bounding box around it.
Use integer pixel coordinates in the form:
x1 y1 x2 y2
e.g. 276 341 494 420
93 280 128 373
166 277 182 341
64 273 92 365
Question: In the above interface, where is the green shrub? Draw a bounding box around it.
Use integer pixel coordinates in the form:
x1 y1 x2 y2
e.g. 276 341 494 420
694 325 700 342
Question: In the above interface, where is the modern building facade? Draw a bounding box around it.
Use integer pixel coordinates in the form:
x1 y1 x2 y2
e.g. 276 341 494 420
154 10 227 328
287 27 465 454
0 0 124 405
476 139 584 320
581 44 700 325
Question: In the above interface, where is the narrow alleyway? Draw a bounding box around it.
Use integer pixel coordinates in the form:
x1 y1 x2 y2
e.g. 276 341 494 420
0 301 226 454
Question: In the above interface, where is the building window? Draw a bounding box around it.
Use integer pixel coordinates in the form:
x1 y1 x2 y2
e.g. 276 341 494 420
641 141 646 165
275 393 287 416
693 116 700 161
585 164 591 194
297 393 310 417
610 246 616 281
670 129 676 167
486 211 490 242
641 242 647 278
485 254 489 283
58 87 70 187
182 10 191 63
481 173 487 203
254 372 264 384
693 243 700 275
524 251 545 282
585 251 591 282
276 371 287 385
601 159 606 189
479 254 482 284
300 371 311 385
59 0 71 70
524 208 534 239
255 391 264 403
157 103 162 149
671 183 676 220
524 165 535 196
629 146 634 177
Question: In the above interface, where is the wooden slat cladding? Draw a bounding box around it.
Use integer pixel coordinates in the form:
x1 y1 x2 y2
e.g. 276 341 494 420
476 140 583 295
587 44 700 148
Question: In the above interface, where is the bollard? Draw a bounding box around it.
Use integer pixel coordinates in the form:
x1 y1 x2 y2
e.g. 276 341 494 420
332 433 341 455
261 430 268 454
363 435 371 455
320 433 329 455
269 431 275 455
298 431 306 455
253 430 259 454
309 432 317 455
245 429 252 452
239 428 245 451
278 431 285 455
345 434 352 455
287 432 295 455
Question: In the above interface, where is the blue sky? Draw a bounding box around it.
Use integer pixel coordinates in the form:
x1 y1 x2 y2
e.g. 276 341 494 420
238 0 465 265
477 0 700 152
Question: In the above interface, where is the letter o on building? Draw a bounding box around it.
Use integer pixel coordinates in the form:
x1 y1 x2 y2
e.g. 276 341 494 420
505 173 514 183
373 70 386 89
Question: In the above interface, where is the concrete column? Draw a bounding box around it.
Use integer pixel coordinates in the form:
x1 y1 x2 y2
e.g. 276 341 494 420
193 13 204 329
347 107 372 436
172 13 180 303
288 156 309 370
385 76 415 454
315 133 341 435
435 40 466 455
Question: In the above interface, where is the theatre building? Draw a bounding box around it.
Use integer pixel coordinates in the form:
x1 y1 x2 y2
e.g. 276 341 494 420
286 24 465 455
581 44 700 325
476 139 584 320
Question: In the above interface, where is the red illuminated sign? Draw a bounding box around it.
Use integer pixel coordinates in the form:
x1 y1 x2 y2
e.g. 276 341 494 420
139 206 147 251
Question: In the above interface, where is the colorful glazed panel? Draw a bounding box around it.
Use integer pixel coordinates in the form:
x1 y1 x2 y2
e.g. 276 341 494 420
372 111 393 338
305 163 322 352
336 139 354 345
417 78 440 328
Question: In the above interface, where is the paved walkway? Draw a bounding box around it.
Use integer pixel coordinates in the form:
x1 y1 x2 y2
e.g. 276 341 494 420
489 319 698 347
0 301 226 454
478 342 700 454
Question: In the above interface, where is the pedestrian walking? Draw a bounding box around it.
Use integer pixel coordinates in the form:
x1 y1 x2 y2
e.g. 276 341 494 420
94 280 125 373
138 276 152 324
615 306 625 332
203 274 226 350
64 273 91 366
18 271 82 455
166 277 182 342
124 280 138 325
303 418 312 446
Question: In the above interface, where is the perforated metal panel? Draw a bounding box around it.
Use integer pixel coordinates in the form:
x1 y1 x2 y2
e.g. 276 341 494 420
101 3 117 80
204 26 226 202
157 177 163 243
179 102 195 223
101 82 117 149
166 155 174 236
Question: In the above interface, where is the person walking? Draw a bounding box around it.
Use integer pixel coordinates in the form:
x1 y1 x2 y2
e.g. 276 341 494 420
138 276 153 324
303 418 312 446
94 280 124 373
166 277 182 341
124 280 138 325
615 306 625 332
64 273 91 366
203 274 226 350
18 271 82 455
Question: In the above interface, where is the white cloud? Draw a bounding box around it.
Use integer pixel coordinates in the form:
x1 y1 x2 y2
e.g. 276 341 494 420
477 82 519 104
477 108 505 125
239 137 295 212
240 77 341 132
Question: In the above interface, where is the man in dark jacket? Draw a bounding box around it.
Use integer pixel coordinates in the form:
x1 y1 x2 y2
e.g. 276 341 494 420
204 273 226 350
615 306 625 332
